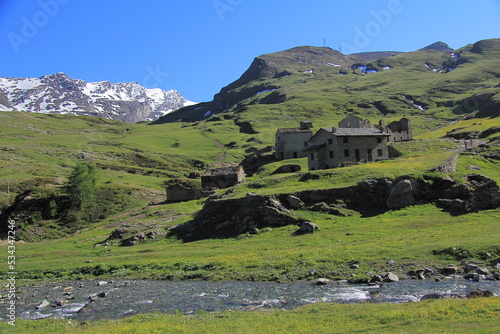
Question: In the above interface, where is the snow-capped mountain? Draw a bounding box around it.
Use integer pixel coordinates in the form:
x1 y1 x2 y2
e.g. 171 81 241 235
0 73 196 122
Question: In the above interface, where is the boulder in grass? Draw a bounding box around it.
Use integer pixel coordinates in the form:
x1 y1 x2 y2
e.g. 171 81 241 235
466 289 494 299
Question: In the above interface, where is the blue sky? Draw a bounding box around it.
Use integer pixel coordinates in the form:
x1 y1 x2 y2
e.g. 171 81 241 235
1 0 499 102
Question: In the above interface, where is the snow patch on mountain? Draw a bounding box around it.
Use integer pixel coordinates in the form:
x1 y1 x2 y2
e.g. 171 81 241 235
0 73 196 122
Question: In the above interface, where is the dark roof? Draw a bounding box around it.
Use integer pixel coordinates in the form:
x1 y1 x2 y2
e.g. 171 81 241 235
303 143 326 152
322 127 390 136
277 128 313 134
202 166 242 177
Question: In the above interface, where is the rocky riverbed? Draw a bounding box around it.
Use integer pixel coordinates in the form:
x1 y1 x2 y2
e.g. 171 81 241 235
1 279 499 322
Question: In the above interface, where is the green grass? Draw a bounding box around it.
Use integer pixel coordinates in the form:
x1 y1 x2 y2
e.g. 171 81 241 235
1 111 499 281
5 203 499 282
0 112 250 195
416 117 500 140
5 297 500 333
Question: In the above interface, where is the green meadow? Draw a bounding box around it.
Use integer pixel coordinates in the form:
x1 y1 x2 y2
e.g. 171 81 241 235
0 110 499 281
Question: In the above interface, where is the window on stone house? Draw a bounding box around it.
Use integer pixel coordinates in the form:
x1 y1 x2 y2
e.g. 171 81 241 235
293 152 298 158
378 149 383 157
343 137 349 144
304 141 308 147
344 149 349 157
328 138 333 145
310 153 314 160
377 137 382 143
329 151 334 158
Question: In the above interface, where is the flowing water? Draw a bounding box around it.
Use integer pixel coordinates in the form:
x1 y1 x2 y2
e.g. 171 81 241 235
3 279 499 322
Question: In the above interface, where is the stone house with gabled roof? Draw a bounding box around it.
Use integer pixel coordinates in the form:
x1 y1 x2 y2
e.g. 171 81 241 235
305 126 390 171
274 114 411 170
275 121 313 160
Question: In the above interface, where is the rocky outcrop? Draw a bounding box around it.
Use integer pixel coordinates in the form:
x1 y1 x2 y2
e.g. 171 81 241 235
437 174 500 213
99 226 167 247
169 193 300 242
167 174 500 242
240 147 276 176
273 164 302 175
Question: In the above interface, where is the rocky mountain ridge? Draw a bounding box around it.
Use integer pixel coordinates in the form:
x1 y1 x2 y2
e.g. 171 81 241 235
0 72 196 122
156 39 500 124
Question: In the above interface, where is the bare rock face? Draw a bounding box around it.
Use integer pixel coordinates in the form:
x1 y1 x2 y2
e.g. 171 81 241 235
386 179 415 209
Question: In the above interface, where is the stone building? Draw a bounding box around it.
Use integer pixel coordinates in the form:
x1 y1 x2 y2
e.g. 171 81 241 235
386 118 413 142
305 126 390 171
273 114 412 170
275 121 313 160
201 165 245 190
338 114 412 142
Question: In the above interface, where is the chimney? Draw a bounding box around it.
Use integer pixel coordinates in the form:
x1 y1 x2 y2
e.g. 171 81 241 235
300 121 313 130
378 120 386 133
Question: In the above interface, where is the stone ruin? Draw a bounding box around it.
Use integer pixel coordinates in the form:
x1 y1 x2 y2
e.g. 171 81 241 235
201 165 245 190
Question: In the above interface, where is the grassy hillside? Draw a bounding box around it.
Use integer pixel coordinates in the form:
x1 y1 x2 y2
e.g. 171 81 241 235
0 113 498 281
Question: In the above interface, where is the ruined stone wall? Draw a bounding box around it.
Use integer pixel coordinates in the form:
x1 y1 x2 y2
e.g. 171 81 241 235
429 154 459 174
386 118 413 142
166 184 211 202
